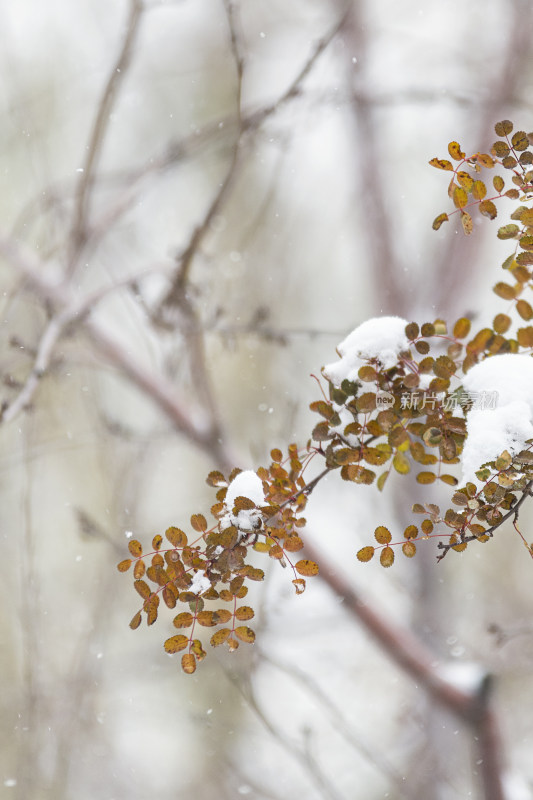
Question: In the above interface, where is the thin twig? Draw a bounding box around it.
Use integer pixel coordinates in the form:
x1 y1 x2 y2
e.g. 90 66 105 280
436 479 533 560
225 669 345 800
302 539 506 800
0 234 235 469
68 0 144 268
259 649 411 797
156 0 247 316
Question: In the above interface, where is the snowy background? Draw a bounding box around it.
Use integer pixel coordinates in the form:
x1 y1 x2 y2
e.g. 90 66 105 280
1 0 533 798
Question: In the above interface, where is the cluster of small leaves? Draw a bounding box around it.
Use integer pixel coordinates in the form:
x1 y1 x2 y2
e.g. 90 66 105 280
431 121 533 339
117 450 319 674
311 317 474 498
354 119 533 567
357 445 533 567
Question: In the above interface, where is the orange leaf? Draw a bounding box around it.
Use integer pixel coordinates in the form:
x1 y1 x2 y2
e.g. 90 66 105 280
294 559 319 577
165 527 188 547
191 514 207 532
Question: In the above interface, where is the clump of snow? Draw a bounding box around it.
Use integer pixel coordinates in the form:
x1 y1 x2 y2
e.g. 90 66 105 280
323 316 409 386
190 570 212 595
223 470 265 536
437 661 487 694
461 354 533 484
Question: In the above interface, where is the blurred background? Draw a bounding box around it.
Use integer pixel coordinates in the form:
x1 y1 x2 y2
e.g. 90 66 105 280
1 0 533 798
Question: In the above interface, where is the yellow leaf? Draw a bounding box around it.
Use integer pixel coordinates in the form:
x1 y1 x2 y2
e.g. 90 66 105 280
294 559 319 577
117 559 132 573
134 579 151 599
453 317 471 339
173 612 193 629
393 452 410 475
235 606 255 621
453 186 468 209
377 471 388 492
181 654 196 674
432 212 449 231
128 540 143 558
210 628 231 647
380 547 395 568
133 560 145 580
356 546 375 563
456 171 473 190
129 611 142 630
475 153 495 168
234 626 256 644
429 157 454 170
404 525 418 540
164 634 189 654
472 180 487 200
448 141 465 161
374 526 392 545
416 471 436 484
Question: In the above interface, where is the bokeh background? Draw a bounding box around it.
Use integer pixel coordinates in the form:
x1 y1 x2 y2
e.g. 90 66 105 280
1 1 533 798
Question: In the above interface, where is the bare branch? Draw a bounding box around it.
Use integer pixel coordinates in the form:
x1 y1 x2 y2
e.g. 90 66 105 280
0 234 235 469
302 539 507 800
68 0 144 267
259 649 411 797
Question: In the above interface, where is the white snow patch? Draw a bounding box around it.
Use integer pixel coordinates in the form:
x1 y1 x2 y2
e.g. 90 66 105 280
437 661 486 694
225 470 265 508
189 571 211 595
223 470 266 537
502 771 533 800
461 354 533 484
323 316 409 386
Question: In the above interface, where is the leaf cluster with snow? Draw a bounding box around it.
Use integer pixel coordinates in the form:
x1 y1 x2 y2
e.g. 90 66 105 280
222 470 266 538
323 316 409 387
461 354 533 484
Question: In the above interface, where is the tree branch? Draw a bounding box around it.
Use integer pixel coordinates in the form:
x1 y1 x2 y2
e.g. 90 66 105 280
302 539 506 800
68 0 144 267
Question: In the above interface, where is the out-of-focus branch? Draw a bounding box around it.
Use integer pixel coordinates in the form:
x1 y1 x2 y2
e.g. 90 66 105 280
431 0 533 315
302 539 506 800
225 670 344 800
259 649 410 797
156 4 349 320
0 235 234 469
68 0 144 268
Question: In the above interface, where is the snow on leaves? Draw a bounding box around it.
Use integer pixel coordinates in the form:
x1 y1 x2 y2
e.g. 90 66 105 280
118 450 319 674
117 118 533 677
